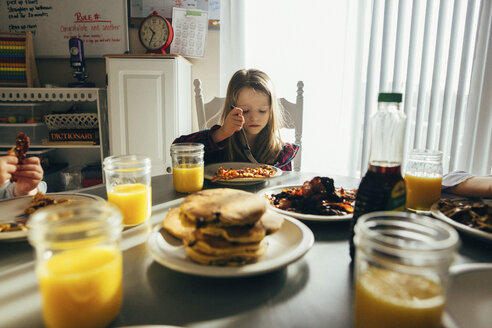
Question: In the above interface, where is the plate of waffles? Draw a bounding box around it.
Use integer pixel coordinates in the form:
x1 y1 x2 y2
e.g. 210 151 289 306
204 162 282 185
0 192 104 241
147 188 314 277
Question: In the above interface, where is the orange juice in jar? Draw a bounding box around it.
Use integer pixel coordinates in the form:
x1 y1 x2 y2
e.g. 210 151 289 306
28 201 123 328
353 211 459 328
405 150 443 211
172 165 204 193
38 246 123 328
170 143 204 193
355 267 444 328
107 183 152 225
405 174 442 211
104 155 152 225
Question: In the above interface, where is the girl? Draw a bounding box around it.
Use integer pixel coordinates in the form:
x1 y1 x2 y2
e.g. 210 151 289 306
173 69 299 171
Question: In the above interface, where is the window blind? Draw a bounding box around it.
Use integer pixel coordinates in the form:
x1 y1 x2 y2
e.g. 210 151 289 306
359 0 490 176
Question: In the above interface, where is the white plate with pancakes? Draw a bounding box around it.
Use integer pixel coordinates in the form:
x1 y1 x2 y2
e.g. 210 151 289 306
260 185 354 222
147 215 314 277
0 192 104 242
204 162 282 185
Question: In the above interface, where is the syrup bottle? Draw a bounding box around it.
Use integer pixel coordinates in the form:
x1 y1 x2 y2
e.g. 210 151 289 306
349 93 407 261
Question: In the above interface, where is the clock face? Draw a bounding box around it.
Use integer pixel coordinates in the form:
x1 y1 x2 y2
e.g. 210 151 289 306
139 15 171 51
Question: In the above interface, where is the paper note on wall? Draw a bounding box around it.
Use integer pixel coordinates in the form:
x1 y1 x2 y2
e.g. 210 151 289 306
170 8 207 58
142 0 176 18
208 0 220 20
131 0 207 19
0 0 128 57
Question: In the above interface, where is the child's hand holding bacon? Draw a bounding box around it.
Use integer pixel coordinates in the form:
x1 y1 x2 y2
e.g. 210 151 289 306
0 155 18 187
3 133 44 197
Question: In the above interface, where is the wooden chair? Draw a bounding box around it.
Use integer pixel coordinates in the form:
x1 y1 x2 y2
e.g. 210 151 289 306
193 79 304 171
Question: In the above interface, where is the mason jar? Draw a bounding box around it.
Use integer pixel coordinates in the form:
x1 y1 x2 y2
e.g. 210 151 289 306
170 143 205 193
103 155 152 226
353 211 459 328
28 201 123 328
404 149 443 212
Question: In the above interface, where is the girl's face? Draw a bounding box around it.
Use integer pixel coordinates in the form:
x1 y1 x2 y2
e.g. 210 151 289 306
236 87 270 137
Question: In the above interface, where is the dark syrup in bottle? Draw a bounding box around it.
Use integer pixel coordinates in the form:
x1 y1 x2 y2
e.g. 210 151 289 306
349 164 406 259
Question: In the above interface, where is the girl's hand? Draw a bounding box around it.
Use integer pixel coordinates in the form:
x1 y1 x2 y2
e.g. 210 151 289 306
213 107 245 143
0 155 18 187
13 156 44 196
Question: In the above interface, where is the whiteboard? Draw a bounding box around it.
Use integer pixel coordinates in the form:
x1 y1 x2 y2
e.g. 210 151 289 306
0 0 129 57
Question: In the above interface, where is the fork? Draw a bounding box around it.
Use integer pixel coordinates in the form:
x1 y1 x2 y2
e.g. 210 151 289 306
0 214 29 229
240 128 258 164
231 105 258 164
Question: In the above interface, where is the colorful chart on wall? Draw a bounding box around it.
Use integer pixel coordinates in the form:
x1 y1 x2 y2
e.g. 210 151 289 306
0 0 129 57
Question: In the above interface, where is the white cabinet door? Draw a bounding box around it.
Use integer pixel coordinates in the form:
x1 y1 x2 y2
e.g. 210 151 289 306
106 56 191 176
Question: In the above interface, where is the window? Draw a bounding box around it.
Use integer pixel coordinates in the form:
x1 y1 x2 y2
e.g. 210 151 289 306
221 0 492 176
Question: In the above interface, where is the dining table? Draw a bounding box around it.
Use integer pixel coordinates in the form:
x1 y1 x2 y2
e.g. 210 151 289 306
0 171 491 328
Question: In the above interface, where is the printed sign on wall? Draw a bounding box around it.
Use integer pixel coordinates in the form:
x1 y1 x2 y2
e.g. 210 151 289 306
0 0 129 57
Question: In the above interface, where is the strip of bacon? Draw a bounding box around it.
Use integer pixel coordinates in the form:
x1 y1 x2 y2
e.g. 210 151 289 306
7 132 30 182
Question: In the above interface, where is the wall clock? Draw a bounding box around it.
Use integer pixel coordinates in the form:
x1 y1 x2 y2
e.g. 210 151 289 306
138 11 174 54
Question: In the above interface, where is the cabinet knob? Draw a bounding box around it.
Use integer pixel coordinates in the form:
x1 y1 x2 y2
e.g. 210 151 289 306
166 166 172 173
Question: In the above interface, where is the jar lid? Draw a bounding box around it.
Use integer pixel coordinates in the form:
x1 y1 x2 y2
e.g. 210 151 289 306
27 201 123 248
408 149 443 160
354 211 460 267
103 155 151 172
378 93 402 103
170 143 204 154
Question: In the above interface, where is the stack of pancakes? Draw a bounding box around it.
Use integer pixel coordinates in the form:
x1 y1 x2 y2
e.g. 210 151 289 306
162 188 284 266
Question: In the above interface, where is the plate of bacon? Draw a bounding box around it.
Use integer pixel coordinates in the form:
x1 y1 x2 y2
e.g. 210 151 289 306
0 192 104 241
205 162 281 185
431 198 492 243
260 177 357 221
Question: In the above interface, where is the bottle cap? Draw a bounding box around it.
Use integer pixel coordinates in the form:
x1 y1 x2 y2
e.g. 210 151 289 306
378 93 402 103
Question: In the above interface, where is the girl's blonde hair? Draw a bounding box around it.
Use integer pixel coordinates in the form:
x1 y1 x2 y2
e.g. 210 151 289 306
220 69 285 164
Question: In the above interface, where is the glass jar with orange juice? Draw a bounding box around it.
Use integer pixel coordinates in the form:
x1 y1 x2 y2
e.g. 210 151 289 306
353 211 459 328
103 155 152 226
28 201 123 328
170 143 204 193
405 149 443 212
